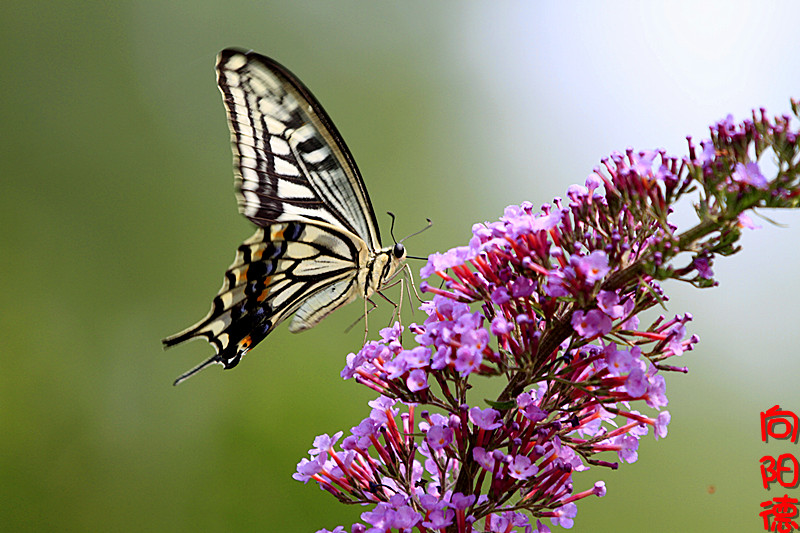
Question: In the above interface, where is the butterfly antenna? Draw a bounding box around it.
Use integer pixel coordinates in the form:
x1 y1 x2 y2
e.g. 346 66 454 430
386 212 433 244
387 211 399 244
385 212 432 260
399 218 433 243
173 355 220 386
402 219 433 261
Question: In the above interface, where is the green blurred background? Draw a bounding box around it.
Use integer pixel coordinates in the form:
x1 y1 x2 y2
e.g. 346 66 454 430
3 1 799 531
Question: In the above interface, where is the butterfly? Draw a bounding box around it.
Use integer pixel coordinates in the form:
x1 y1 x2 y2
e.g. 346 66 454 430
163 49 408 385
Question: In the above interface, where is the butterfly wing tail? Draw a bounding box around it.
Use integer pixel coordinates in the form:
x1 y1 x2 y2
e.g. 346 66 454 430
170 355 221 386
163 227 284 382
162 324 204 349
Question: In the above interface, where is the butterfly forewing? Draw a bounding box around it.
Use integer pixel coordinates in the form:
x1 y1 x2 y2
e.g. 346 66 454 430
163 49 406 384
216 49 382 250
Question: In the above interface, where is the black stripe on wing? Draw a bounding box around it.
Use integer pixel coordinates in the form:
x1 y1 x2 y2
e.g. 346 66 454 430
216 49 382 251
163 220 366 384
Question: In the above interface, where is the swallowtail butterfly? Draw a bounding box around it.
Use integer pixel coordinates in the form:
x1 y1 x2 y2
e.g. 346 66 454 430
163 49 407 384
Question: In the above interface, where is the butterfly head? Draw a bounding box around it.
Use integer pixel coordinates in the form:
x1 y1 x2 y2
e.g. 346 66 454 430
393 243 406 260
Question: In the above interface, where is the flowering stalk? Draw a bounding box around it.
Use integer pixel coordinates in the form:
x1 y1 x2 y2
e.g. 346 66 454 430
295 101 800 532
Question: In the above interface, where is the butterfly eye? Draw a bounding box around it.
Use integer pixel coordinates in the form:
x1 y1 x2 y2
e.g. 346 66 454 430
393 243 406 259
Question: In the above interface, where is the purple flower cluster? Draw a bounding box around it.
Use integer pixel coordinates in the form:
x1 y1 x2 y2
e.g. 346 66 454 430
293 383 588 533
296 104 800 532
689 106 800 210
341 299 497 400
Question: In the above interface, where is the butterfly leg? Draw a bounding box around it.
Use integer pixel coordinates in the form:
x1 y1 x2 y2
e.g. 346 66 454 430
344 298 378 335
375 289 400 328
400 263 423 303
363 297 379 343
378 264 421 323
380 277 408 342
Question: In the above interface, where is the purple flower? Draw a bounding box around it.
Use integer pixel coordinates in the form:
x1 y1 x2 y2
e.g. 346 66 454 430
597 290 624 318
450 492 476 510
624 366 647 397
351 417 380 438
631 150 657 175
693 256 713 280
615 434 639 464
508 455 539 480
737 212 760 229
571 309 613 338
550 502 577 529
604 343 634 377
491 315 513 335
469 406 502 430
407 368 428 392
419 493 444 511
511 277 535 298
293 456 324 482
666 323 687 355
379 322 403 344
491 286 511 304
533 211 564 231
422 508 455 529
383 356 408 380
361 503 394 529
697 140 715 163
486 514 511 533
485 511 527 532
619 299 639 330
545 270 569 297
393 505 422 529
473 446 495 471
654 411 671 440
575 250 610 284
311 432 343 455
731 161 768 189
402 346 431 368
421 246 475 278
645 373 668 408
454 345 483 375
517 392 547 422
426 424 453 451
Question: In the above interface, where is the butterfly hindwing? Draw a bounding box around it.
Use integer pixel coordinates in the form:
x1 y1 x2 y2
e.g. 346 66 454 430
163 220 370 383
216 49 382 251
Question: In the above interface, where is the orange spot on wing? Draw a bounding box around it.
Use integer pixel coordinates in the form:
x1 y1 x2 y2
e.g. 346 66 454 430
236 266 248 283
271 226 285 240
257 277 272 302
238 335 252 351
